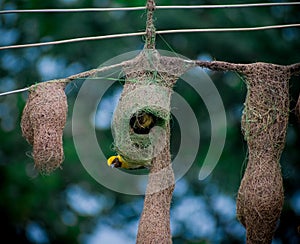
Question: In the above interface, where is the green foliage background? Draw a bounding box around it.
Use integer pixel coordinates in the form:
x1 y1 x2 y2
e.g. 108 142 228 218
0 0 299 243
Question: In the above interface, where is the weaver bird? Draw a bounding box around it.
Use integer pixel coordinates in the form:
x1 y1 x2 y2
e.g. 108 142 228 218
107 155 146 170
130 111 156 134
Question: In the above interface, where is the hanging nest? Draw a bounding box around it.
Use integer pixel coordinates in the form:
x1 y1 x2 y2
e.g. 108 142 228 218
21 81 68 174
192 60 300 243
236 63 290 243
111 50 193 168
112 82 171 167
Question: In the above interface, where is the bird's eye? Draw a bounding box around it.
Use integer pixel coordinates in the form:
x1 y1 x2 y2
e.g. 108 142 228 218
112 158 122 168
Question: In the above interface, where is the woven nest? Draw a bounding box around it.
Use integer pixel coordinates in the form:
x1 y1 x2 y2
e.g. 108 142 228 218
112 82 171 166
112 50 193 167
21 81 68 174
236 63 290 243
295 94 300 122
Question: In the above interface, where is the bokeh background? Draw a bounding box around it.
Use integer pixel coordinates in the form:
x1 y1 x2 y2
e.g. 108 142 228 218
0 0 299 243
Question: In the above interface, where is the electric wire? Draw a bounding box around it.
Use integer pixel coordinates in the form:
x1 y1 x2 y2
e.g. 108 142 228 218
0 23 299 51
1 2 300 96
0 2 300 14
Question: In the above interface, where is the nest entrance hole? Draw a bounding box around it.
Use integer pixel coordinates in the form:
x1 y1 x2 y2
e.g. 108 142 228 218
129 110 165 135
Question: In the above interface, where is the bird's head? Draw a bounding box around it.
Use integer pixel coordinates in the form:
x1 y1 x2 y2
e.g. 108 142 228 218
107 155 123 168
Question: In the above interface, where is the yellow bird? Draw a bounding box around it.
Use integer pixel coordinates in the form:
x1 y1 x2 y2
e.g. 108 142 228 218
108 112 157 170
107 155 146 170
130 111 155 134
107 155 129 169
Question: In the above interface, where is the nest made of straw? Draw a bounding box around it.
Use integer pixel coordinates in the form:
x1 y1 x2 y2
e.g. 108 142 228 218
112 81 172 167
111 50 193 167
236 63 290 243
295 93 300 123
21 81 68 174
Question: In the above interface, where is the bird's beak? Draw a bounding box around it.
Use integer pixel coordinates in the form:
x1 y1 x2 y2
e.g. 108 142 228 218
110 164 115 168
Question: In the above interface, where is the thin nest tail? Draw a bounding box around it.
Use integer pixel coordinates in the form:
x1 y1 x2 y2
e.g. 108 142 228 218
21 81 68 174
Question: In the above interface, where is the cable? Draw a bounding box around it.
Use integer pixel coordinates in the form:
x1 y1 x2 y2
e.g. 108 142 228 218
0 32 145 50
0 7 145 14
0 87 30 96
156 23 300 34
0 23 299 51
1 2 300 14
156 2 300 9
